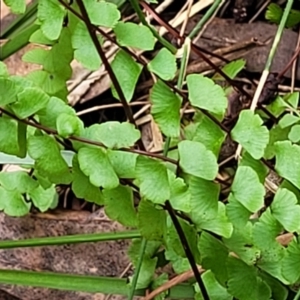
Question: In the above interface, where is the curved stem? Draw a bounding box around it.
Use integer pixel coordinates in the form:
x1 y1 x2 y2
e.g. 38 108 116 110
165 201 209 300
70 0 137 128
0 107 178 165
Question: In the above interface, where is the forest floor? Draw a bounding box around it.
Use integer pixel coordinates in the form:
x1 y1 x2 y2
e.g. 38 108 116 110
1 0 300 299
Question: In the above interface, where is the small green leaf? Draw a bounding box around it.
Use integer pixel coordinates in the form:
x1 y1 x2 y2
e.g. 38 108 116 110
167 218 200 262
71 155 104 205
227 257 271 300
195 271 232 300
26 70 66 94
22 49 49 65
253 208 283 250
84 0 120 27
187 113 226 157
289 124 300 142
3 0 26 14
57 113 84 138
264 124 291 159
282 239 300 283
285 92 299 108
165 247 190 274
189 176 220 221
11 75 34 90
187 74 227 118
199 232 229 285
0 118 20 156
224 223 260 265
196 202 233 238
107 150 137 178
252 209 285 283
278 114 300 128
130 255 157 289
128 239 159 288
0 171 38 194
271 188 300 232
72 21 102 71
280 180 300 202
257 248 286 285
114 22 155 51
240 152 268 183
78 147 119 189
11 87 50 119
226 194 251 227
85 122 140 148
265 3 282 25
231 110 269 159
0 78 18 105
27 135 72 184
275 141 300 189
0 187 30 217
214 59 245 80
30 29 55 45
128 239 161 265
148 48 177 80
111 50 143 102
38 0 65 40
0 62 9 77
150 80 182 137
103 185 137 227
259 272 288 300
168 172 191 213
231 166 265 212
29 185 58 212
136 156 170 204
38 96 76 129
43 28 73 80
138 199 166 241
266 96 287 117
33 170 52 190
266 3 300 28
178 140 218 180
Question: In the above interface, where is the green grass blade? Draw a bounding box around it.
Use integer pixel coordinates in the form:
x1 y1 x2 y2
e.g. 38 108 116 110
1 0 38 39
0 230 141 249
294 289 300 300
128 238 147 299
0 269 195 298
0 23 39 60
188 0 223 40
0 150 74 166
0 269 137 294
128 0 177 54
264 0 294 71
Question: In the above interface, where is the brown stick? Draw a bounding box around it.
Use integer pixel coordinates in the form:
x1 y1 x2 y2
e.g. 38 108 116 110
143 266 204 300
